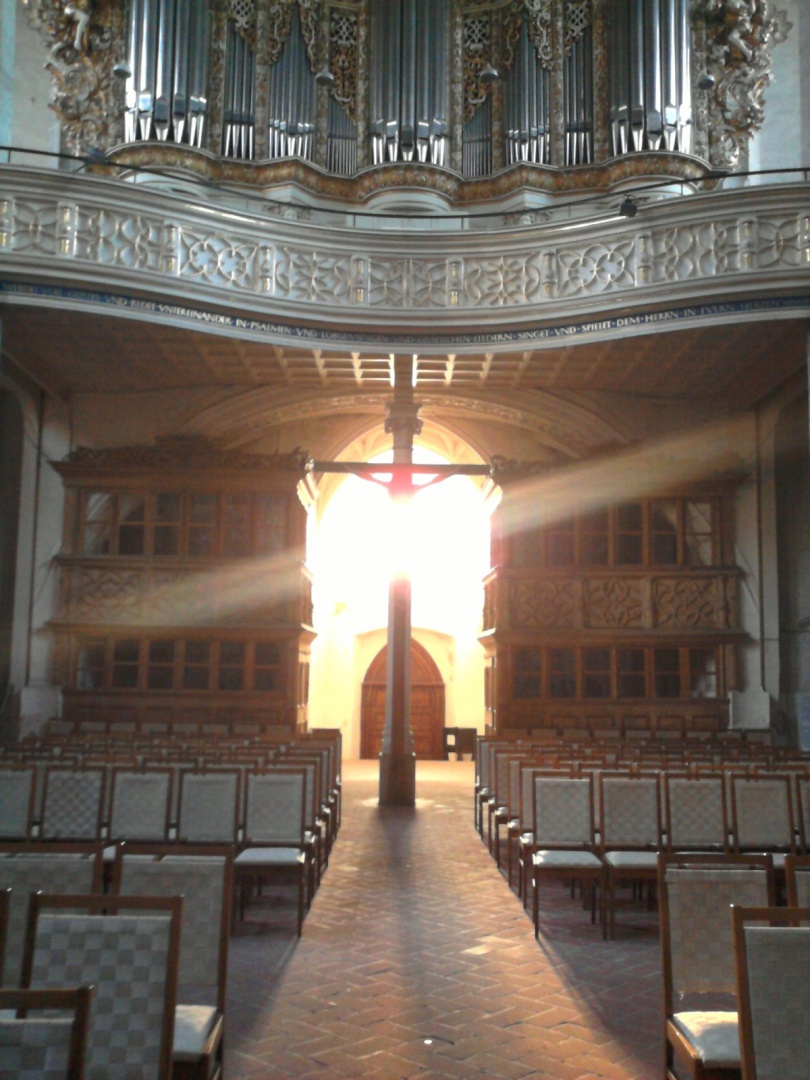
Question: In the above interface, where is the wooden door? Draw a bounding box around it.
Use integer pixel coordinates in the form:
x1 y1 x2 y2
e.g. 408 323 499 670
360 640 445 760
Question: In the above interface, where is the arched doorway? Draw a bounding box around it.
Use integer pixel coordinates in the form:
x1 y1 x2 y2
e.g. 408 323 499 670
360 640 445 760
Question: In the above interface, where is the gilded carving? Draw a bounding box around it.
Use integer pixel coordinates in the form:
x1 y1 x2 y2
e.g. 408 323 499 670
584 579 644 628
58 435 309 474
20 0 124 155
328 7 359 122
653 578 724 629
703 0 792 168
511 579 579 628
463 12 496 121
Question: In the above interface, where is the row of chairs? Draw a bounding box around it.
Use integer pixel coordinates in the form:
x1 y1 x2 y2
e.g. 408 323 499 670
659 853 810 1080
0 844 233 1079
476 738 810 939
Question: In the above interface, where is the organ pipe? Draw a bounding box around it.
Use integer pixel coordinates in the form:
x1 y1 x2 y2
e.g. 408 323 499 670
503 14 551 168
608 0 691 157
369 0 450 167
265 7 317 162
123 0 210 146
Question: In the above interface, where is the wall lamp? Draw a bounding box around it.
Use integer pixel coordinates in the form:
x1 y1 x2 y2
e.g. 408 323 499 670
619 195 638 218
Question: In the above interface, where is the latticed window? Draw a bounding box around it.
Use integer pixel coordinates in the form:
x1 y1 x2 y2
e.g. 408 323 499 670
76 636 285 693
512 644 720 701
79 490 288 559
509 496 720 569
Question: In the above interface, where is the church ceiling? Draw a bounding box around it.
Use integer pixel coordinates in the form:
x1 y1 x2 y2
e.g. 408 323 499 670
3 304 803 420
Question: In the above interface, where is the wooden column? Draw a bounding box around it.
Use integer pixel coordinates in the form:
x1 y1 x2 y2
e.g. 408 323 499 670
378 359 420 807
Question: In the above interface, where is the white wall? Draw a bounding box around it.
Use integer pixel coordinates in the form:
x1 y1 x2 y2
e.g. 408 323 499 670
0 3 61 165
747 0 809 177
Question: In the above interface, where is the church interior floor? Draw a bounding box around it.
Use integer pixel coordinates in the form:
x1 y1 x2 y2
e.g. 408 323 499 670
226 760 662 1079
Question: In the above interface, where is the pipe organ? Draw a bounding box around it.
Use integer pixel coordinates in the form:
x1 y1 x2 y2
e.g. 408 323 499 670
113 0 756 181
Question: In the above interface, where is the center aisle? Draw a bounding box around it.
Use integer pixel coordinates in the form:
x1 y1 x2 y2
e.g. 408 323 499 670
225 760 661 1079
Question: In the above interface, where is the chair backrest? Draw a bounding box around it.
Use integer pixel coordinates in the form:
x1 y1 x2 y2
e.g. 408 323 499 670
730 774 796 854
0 846 102 987
281 755 320 830
784 854 810 907
732 905 810 1080
0 986 93 1080
795 775 810 853
599 772 662 850
114 846 232 1010
39 768 105 843
177 769 241 844
0 890 8 985
243 768 306 846
663 774 728 851
108 768 173 842
533 775 596 848
659 854 775 1007
21 893 182 1080
0 767 36 841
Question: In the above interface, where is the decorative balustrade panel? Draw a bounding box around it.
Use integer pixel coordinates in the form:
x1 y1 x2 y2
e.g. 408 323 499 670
1 176 809 339
57 563 296 628
498 572 737 632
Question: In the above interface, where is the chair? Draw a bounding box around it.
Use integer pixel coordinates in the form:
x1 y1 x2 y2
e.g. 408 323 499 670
731 905 810 1080
0 845 103 987
0 767 36 842
663 774 729 853
599 772 662 939
784 853 810 906
39 768 105 844
235 767 309 935
659 853 776 1080
21 893 182 1080
176 769 241 845
106 767 173 850
729 774 796 870
529 774 605 938
0 986 93 1080
113 846 233 1080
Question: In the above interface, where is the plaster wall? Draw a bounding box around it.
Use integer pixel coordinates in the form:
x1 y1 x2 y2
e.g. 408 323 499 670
1 4 61 164
747 0 808 177
3 377 70 736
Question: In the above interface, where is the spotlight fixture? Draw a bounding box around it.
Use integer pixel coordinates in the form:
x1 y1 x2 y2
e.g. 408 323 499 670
85 146 107 163
315 65 335 88
479 62 499 85
697 72 716 90
619 195 638 219
113 61 132 79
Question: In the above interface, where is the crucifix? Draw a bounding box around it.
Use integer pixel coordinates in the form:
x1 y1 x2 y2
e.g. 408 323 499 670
307 357 491 806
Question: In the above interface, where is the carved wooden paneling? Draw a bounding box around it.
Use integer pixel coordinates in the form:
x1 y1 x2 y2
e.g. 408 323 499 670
584 578 645 628
495 569 740 633
498 701 728 736
510 578 580 629
57 562 299 629
653 576 734 630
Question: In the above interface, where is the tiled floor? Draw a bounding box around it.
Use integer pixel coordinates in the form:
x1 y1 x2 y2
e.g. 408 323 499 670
226 761 663 1079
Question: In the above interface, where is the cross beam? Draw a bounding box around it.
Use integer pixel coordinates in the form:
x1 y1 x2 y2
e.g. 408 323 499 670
307 394 490 805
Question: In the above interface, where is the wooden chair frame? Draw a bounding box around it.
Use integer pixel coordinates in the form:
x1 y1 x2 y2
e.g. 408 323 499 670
20 892 182 1080
112 844 233 1080
731 905 810 1080
235 767 309 935
0 985 94 1080
658 853 776 1080
784 853 810 907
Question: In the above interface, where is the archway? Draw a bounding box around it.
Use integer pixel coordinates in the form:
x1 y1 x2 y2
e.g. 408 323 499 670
360 639 445 760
